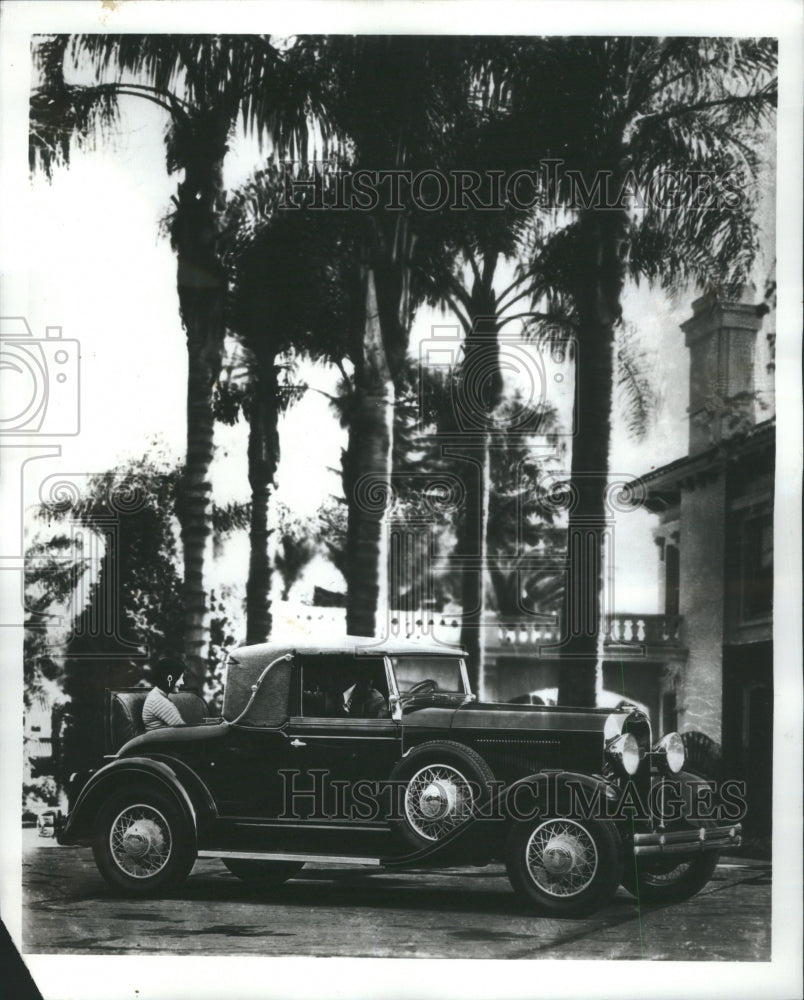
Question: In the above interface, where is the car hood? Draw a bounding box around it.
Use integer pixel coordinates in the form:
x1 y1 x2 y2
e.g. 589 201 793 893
451 700 613 736
402 697 614 737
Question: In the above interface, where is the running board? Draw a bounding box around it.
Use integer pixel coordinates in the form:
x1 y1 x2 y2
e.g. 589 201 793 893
198 849 383 866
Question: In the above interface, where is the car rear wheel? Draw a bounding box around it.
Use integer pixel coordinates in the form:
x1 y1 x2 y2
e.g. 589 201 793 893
92 784 196 896
389 741 495 849
506 816 623 917
621 850 719 903
222 858 304 888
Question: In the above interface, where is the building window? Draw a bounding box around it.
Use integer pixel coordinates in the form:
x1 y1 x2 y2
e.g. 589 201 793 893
741 513 773 621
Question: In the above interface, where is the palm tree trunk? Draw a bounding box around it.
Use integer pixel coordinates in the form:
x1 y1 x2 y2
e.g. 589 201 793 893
246 360 280 644
345 270 394 637
457 433 491 695
173 151 227 692
456 273 501 697
557 209 627 707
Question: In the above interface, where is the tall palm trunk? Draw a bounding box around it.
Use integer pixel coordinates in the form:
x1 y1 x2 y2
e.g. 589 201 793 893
172 138 228 692
246 360 280 644
457 432 492 694
345 270 395 637
557 208 627 706
457 271 501 696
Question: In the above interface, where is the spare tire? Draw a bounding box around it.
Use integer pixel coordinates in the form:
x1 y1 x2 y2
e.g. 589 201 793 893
388 740 495 849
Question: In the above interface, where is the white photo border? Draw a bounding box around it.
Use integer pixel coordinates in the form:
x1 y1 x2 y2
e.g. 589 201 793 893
1 2 801 998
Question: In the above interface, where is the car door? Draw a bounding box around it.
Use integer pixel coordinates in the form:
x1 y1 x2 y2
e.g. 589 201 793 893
202 721 298 819
280 653 402 824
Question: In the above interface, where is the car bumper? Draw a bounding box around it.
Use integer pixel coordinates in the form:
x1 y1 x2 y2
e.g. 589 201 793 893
632 822 741 856
45 809 68 843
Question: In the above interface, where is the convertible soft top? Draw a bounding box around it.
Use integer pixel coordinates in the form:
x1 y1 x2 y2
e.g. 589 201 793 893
222 636 465 724
228 636 464 664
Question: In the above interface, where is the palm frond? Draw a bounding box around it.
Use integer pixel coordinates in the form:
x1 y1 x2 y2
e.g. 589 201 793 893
614 323 657 440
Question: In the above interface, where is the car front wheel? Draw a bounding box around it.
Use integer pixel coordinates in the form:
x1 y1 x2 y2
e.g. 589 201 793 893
92 784 196 896
506 816 623 917
621 851 719 903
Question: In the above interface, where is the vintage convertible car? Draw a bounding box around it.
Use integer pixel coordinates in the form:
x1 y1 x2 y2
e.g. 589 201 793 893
57 638 741 916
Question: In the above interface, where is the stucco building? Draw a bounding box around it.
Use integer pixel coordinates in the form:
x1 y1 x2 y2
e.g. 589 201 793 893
634 289 774 842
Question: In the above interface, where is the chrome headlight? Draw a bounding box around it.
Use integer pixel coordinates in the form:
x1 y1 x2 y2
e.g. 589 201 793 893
654 732 685 774
606 732 640 776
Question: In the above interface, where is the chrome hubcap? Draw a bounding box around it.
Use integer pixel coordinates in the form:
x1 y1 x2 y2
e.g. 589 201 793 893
420 780 458 818
110 804 171 878
405 765 474 841
525 819 598 898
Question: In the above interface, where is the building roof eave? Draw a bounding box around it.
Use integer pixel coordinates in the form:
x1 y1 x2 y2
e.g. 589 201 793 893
630 418 775 512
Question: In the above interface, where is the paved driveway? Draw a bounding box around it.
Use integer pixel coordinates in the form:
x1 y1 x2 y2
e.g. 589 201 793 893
22 835 771 960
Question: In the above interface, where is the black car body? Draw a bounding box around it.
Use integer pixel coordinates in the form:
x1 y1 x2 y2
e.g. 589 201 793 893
58 638 741 915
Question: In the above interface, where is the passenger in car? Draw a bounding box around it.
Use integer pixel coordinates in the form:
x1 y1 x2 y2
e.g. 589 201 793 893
142 656 187 730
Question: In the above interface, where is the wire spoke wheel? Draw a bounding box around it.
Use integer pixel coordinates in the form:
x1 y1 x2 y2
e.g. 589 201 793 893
622 850 719 903
506 812 622 916
642 859 693 885
404 764 475 842
93 784 195 896
389 741 495 850
109 803 172 879
524 819 599 898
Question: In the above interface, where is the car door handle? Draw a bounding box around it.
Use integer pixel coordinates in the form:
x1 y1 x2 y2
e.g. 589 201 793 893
290 738 307 748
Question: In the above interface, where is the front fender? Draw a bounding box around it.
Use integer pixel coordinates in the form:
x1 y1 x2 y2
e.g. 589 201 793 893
503 770 620 823
381 770 621 869
58 756 200 846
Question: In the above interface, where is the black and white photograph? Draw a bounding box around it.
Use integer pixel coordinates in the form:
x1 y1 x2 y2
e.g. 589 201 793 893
0 2 801 998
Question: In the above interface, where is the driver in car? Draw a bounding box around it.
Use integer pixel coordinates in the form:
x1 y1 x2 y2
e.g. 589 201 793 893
342 676 388 718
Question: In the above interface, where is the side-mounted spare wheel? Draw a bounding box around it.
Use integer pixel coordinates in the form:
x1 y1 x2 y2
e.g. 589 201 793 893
388 741 495 849
506 815 624 917
92 782 196 896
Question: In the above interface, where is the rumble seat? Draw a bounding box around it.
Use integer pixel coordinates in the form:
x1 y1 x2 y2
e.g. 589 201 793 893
106 689 208 753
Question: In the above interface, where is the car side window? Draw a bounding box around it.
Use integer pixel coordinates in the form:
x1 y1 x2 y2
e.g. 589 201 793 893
299 655 390 719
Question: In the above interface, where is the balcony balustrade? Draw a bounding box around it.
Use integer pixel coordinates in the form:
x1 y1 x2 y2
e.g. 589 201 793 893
272 602 683 657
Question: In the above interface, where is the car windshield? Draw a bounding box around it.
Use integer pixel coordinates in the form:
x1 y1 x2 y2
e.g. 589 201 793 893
391 656 469 696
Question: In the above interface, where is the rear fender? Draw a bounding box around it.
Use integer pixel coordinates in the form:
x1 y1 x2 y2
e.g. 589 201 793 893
143 754 219 837
58 757 202 846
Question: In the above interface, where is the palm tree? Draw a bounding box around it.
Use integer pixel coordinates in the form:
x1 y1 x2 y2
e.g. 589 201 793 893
408 75 554 691
305 35 472 638
413 239 546 693
407 367 568 624
495 37 776 704
221 170 362 642
213 341 301 644
30 35 319 689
